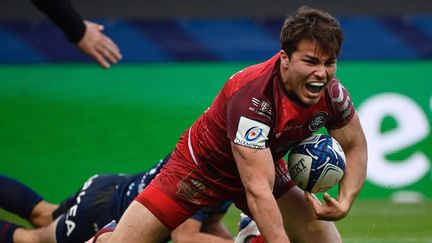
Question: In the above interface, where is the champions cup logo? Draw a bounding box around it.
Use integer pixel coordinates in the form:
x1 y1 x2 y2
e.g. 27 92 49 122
235 116 270 149
245 126 263 141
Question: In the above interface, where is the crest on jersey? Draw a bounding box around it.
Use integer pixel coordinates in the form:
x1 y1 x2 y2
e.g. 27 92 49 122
259 100 271 113
250 97 272 119
234 116 270 149
309 111 328 132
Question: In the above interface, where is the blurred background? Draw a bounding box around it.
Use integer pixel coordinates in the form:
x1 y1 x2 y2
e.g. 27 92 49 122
1 0 432 242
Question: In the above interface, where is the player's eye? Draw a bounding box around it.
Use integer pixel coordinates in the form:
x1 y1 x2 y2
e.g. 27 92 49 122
325 60 336 66
303 59 319 65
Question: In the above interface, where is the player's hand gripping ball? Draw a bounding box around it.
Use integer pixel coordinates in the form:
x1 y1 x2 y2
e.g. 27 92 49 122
288 134 346 193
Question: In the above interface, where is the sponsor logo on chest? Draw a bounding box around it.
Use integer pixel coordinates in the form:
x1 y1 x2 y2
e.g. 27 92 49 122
309 111 328 132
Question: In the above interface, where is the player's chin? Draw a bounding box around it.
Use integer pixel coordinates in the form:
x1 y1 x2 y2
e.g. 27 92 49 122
299 90 323 105
300 96 321 106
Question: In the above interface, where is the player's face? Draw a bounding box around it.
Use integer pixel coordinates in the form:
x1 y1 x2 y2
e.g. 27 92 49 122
279 39 337 106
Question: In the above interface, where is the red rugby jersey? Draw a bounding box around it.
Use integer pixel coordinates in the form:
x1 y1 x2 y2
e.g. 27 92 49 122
184 53 354 191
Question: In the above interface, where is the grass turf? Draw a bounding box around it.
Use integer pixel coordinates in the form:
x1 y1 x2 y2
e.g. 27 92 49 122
2 200 432 242
224 199 432 242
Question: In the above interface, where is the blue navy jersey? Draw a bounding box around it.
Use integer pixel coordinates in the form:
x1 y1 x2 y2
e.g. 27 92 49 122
115 155 232 221
54 154 232 243
114 155 169 218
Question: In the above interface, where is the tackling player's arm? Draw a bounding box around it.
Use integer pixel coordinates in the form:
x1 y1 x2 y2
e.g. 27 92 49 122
170 217 233 243
232 143 289 243
306 113 367 220
31 0 86 43
31 0 122 68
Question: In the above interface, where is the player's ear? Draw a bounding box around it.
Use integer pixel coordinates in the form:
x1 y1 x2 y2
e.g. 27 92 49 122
280 50 290 68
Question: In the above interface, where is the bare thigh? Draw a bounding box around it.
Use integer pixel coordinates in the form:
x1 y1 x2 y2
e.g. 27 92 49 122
277 187 341 243
108 201 170 243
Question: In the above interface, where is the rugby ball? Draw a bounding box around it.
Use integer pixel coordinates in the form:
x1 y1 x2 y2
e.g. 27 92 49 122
288 134 346 193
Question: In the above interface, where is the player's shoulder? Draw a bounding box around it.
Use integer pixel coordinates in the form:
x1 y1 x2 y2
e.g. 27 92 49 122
326 78 351 102
325 78 355 121
228 54 279 85
224 54 279 98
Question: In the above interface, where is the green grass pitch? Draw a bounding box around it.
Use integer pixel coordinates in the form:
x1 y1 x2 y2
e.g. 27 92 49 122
2 200 432 242
225 199 432 243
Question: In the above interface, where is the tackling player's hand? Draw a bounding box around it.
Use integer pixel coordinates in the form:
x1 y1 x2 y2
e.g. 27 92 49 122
305 192 350 221
77 20 122 68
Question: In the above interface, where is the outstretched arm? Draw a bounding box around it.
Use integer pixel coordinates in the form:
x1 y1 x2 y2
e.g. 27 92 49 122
31 0 122 68
0 174 58 227
31 0 86 43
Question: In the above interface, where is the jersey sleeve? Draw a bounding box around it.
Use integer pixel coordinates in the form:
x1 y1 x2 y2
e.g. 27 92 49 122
31 0 86 43
225 77 274 149
325 79 356 130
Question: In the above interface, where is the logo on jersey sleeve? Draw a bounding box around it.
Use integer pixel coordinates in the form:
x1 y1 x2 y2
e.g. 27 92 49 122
234 116 270 149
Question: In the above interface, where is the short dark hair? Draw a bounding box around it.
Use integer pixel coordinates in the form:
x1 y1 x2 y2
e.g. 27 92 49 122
280 6 343 59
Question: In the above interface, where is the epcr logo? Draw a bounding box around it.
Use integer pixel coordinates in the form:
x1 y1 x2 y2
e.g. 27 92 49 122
245 126 263 141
